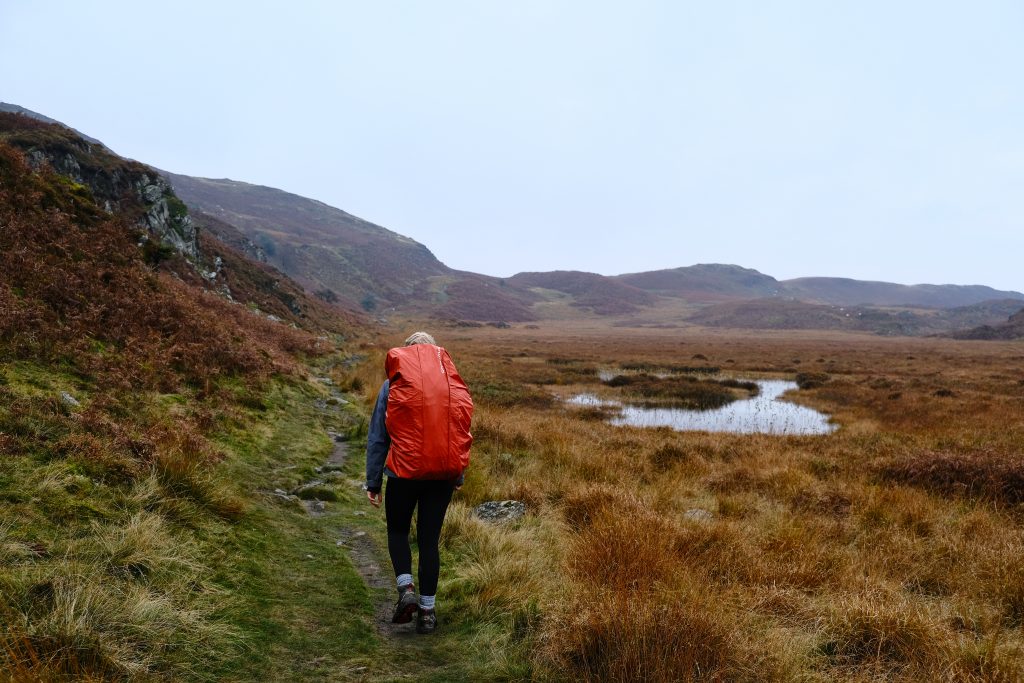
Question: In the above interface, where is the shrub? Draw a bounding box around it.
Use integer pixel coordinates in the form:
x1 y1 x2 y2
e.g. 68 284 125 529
560 485 645 533
540 588 736 683
795 372 830 389
876 449 1024 505
818 595 943 674
470 380 554 409
603 374 741 410
649 444 691 472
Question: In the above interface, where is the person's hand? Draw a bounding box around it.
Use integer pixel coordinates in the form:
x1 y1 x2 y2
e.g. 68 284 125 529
367 490 381 507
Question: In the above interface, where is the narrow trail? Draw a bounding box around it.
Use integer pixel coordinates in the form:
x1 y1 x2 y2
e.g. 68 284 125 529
297 430 417 643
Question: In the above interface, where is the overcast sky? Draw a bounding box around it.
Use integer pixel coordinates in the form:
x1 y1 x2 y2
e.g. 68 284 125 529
2 1 1022 290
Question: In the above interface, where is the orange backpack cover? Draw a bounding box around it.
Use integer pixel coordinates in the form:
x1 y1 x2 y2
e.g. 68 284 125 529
384 344 474 480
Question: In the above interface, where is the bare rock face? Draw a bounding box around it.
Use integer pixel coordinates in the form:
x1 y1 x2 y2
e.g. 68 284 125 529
134 173 198 259
473 500 527 524
10 121 199 261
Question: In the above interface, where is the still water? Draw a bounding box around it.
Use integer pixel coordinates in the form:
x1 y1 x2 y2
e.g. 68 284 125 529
567 379 836 435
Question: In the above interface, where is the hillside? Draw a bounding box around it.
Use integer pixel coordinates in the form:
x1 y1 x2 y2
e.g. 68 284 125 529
164 173 454 309
164 172 548 322
950 307 1024 340
0 101 105 145
686 297 1024 336
0 121 369 679
163 168 1023 323
7 104 1021 330
0 112 347 332
509 270 655 315
617 263 782 301
0 109 520 682
779 276 1024 308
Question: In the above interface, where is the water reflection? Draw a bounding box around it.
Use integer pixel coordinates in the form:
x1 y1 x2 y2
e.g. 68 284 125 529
567 380 836 435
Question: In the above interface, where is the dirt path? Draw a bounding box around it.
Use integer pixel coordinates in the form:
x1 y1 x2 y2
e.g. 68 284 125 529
299 436 417 641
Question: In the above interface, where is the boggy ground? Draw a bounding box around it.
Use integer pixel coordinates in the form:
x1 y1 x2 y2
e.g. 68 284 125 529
358 321 1024 682
7 317 1021 682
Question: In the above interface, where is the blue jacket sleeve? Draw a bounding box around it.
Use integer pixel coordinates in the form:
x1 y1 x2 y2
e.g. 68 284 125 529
365 380 390 493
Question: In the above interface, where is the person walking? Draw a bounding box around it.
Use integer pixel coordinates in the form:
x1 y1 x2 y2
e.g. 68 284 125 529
365 331 473 634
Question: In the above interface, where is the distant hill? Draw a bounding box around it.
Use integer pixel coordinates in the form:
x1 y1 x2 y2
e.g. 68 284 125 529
779 277 1024 308
687 298 1024 336
163 173 543 321
509 271 655 315
949 307 1024 340
617 264 781 301
163 174 453 309
617 266 1023 310
158 171 1024 323
7 103 1020 328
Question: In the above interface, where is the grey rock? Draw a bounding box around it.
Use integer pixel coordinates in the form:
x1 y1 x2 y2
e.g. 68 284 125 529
269 489 297 502
133 174 198 259
473 500 527 524
3 139 204 265
683 508 715 522
141 183 163 203
59 391 81 408
292 479 326 495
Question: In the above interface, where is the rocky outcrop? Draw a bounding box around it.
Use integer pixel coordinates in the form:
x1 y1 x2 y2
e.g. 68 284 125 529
1 111 198 260
27 147 197 260
136 173 198 259
950 308 1024 340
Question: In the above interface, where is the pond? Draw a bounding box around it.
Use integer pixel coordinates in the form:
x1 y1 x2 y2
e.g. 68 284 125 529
567 379 836 435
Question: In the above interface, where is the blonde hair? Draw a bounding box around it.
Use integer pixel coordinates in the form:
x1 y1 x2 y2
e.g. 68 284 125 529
404 331 436 346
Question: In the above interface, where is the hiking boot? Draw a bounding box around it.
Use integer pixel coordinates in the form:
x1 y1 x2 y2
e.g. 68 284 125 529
416 607 437 634
391 585 418 624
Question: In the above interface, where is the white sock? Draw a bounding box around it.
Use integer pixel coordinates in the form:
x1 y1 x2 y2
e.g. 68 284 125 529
419 594 436 610
396 574 413 589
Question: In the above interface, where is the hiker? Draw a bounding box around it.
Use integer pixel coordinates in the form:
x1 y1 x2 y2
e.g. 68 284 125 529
365 331 474 634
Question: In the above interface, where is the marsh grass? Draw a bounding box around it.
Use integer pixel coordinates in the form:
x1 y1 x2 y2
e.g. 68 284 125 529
876 448 1024 505
426 327 1024 681
0 500 235 680
603 373 748 409
0 364 306 681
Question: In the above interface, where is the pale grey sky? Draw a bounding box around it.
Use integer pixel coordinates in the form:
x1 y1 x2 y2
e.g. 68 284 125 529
2 1 1022 290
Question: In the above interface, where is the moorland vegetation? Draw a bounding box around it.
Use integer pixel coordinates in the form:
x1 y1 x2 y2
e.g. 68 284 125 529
3 106 1023 682
334 323 1024 682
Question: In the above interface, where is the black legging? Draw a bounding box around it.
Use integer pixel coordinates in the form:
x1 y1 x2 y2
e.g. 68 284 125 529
384 477 455 596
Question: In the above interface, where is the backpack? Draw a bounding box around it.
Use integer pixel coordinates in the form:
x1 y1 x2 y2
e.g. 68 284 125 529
384 344 473 480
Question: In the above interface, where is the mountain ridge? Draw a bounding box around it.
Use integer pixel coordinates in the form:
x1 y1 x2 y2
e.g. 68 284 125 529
5 102 1021 332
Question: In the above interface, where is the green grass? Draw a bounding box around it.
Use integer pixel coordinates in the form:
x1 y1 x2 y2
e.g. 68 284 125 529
199 380 378 681
208 376 535 682
2 357 536 681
